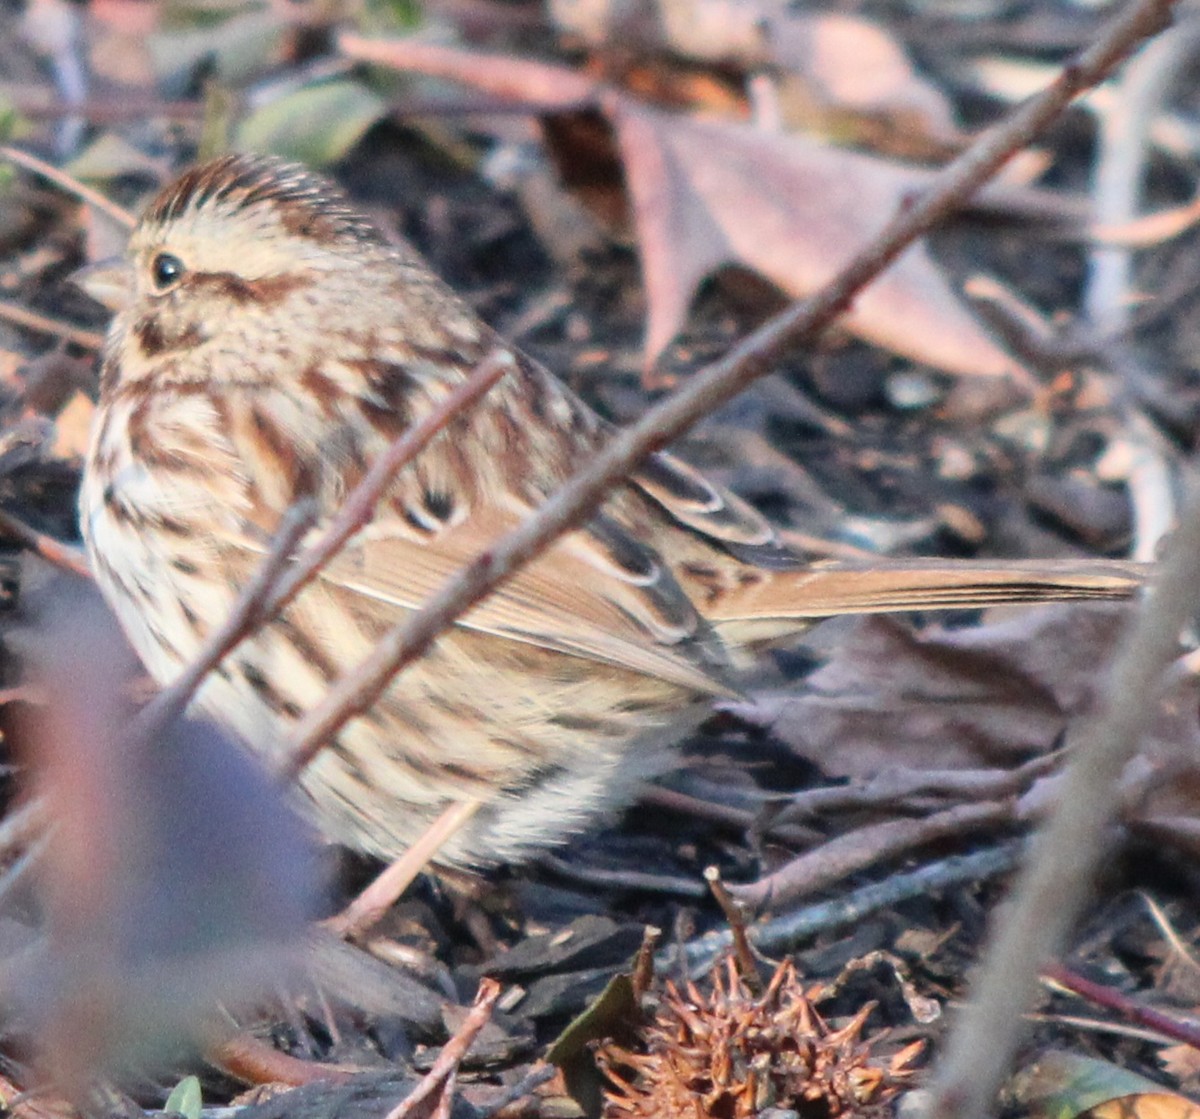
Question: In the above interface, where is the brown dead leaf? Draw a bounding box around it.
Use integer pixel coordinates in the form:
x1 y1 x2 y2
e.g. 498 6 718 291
49 391 93 461
610 98 1030 379
341 33 1032 379
771 11 964 151
549 1 962 151
742 605 1129 777
740 602 1200 861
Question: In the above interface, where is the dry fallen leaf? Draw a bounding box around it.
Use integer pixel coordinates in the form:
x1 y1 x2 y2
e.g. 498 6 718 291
341 33 1034 382
49 390 93 460
611 99 1029 379
769 11 964 150
549 2 963 151
741 604 1129 776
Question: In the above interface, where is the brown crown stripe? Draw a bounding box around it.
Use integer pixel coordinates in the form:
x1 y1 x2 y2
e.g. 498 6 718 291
145 152 386 246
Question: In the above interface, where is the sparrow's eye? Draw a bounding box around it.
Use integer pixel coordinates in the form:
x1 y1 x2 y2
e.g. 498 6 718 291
150 252 186 291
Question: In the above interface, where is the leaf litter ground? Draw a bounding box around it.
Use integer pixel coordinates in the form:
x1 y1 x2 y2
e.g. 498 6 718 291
1 6 1200 1118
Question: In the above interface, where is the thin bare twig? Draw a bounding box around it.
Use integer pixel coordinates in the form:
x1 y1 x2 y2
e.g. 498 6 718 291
123 350 511 769
4 93 204 124
328 798 483 940
631 926 660 999
281 0 1172 779
1042 961 1200 1050
0 146 135 229
540 853 708 899
0 302 105 350
211 1031 358 1087
670 842 1025 978
705 866 759 989
0 510 90 579
1085 15 1200 329
729 799 1015 912
773 753 1060 823
386 978 502 1119
476 1064 557 1119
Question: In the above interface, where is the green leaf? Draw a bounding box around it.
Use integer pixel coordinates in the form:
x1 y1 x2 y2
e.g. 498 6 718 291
148 8 287 87
1014 1050 1187 1119
235 80 386 167
66 133 162 181
163 1075 202 1119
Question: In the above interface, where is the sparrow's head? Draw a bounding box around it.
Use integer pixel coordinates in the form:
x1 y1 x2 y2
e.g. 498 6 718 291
74 154 404 387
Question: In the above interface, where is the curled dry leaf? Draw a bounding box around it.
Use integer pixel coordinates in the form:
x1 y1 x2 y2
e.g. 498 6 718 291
740 605 1130 777
340 33 1030 379
550 2 962 150
770 11 962 147
611 98 1030 379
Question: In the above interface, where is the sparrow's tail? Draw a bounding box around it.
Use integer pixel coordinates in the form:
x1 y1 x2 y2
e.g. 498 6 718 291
701 557 1147 647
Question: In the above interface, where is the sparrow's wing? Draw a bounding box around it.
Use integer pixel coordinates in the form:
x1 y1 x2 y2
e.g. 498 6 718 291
221 499 736 697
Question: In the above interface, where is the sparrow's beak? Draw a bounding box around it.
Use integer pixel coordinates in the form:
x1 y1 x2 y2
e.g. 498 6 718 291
69 256 135 313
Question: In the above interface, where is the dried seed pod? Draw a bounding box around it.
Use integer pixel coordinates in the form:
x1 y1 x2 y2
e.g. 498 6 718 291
596 955 923 1119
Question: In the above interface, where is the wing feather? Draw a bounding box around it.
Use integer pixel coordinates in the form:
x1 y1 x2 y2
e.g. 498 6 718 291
216 508 735 697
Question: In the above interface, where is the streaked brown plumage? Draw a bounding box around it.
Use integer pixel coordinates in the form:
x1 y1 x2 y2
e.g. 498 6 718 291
77 154 1142 866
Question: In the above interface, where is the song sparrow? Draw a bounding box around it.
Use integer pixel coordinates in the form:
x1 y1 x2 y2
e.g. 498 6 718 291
76 153 1139 867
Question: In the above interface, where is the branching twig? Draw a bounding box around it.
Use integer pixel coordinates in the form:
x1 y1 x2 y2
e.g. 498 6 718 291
123 350 511 765
281 0 1174 780
328 799 482 939
729 799 1014 911
669 842 1025 978
772 753 1059 822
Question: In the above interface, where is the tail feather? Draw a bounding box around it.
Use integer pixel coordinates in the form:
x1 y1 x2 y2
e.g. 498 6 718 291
704 558 1146 645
